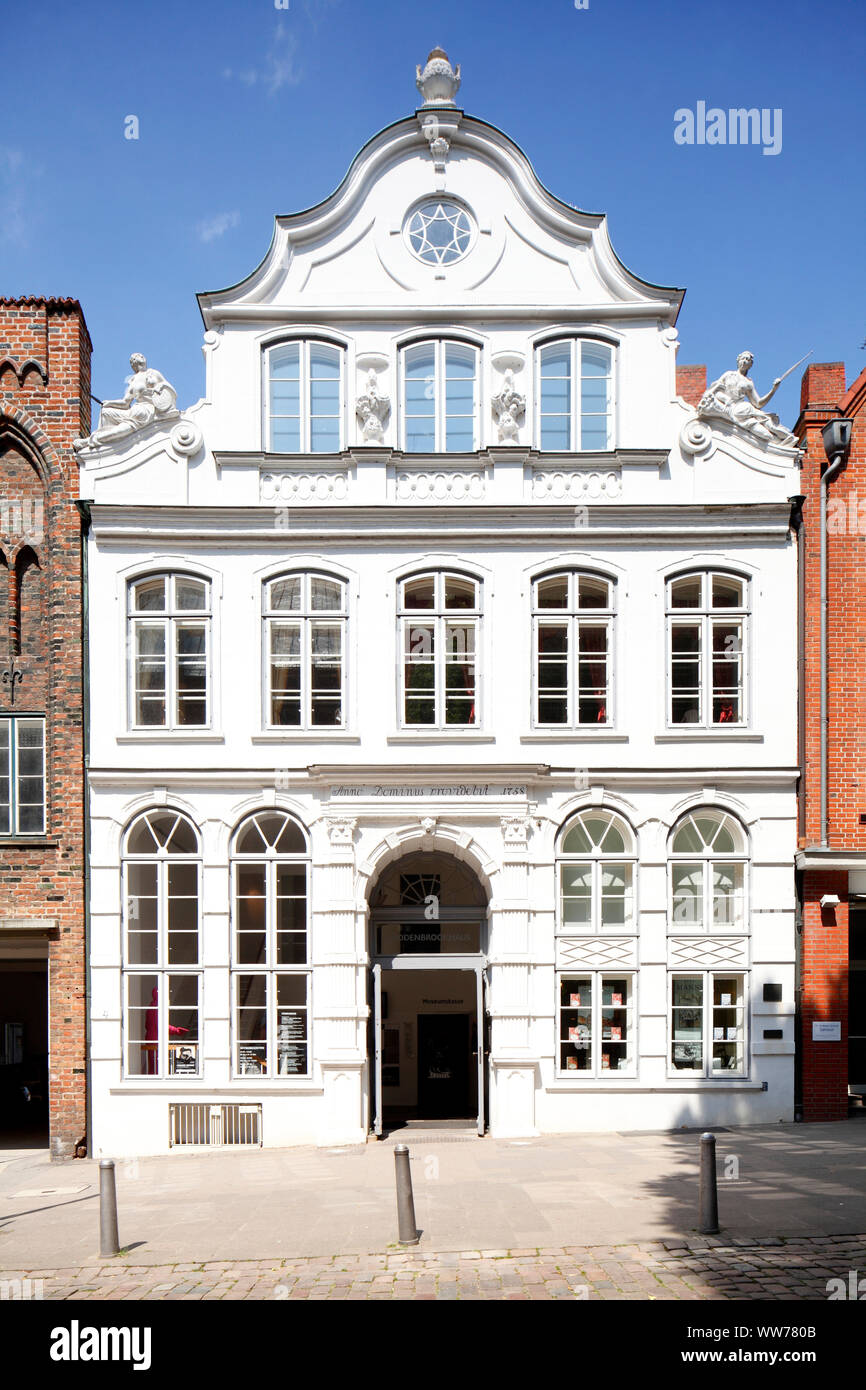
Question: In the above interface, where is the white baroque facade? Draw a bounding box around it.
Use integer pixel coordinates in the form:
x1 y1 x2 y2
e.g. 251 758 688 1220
81 53 800 1155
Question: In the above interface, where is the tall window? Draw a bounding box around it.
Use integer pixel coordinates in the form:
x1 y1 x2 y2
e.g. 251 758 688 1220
123 810 200 1078
558 810 635 933
128 573 210 729
0 717 45 835
670 973 747 1075
399 571 479 728
533 571 613 726
538 339 613 451
669 809 746 932
667 571 748 726
266 341 343 453
263 572 346 728
402 340 478 451
231 811 310 1077
558 973 635 1075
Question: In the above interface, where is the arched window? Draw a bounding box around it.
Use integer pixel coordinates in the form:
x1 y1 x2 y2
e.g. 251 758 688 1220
123 810 201 1078
533 571 614 726
127 573 210 729
558 809 635 932
399 571 480 727
265 340 343 453
401 340 479 451
231 811 310 1077
669 808 746 931
557 810 637 1076
263 572 346 728
537 339 614 451
666 570 748 726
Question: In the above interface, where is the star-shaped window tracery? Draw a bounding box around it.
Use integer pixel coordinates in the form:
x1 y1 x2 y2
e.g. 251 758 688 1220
406 201 473 266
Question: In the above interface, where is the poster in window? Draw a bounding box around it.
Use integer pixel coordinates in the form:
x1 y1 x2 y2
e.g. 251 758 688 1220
169 1042 198 1075
238 1045 266 1075
277 1009 307 1075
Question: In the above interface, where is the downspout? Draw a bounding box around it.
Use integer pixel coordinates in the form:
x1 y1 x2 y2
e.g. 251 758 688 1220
820 454 847 846
789 494 805 1120
75 499 92 1157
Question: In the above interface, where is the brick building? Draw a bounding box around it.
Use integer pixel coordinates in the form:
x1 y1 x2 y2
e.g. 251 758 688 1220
795 361 866 1120
0 297 91 1158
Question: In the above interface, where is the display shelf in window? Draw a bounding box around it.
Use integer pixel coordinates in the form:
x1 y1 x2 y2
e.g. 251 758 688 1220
558 972 634 1075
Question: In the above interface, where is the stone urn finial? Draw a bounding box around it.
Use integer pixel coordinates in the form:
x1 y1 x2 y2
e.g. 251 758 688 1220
416 48 461 107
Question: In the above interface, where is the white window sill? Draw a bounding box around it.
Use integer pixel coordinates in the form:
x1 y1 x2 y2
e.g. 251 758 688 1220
387 733 496 744
110 1083 324 1095
655 731 764 743
252 733 361 744
546 1080 762 1093
117 732 225 744
522 732 629 743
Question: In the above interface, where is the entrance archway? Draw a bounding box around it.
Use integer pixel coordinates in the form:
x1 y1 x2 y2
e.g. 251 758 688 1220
367 850 489 1136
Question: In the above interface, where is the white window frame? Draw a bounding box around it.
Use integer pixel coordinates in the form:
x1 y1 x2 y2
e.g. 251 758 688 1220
668 971 749 1078
0 715 46 836
531 571 615 728
535 337 615 452
666 570 749 728
557 971 636 1077
127 573 211 731
557 809 637 935
230 811 311 1079
121 810 202 1080
668 809 748 934
400 339 481 452
398 570 481 730
264 339 345 454
262 572 347 731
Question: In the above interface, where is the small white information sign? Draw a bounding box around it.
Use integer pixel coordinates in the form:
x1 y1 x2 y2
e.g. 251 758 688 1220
812 1021 841 1041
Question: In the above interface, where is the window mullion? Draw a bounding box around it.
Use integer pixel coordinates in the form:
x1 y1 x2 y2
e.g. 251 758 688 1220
435 614 444 727
167 616 176 730
158 859 168 1076
436 342 444 452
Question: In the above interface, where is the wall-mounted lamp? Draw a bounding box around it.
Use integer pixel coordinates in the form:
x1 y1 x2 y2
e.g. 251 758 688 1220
820 893 841 908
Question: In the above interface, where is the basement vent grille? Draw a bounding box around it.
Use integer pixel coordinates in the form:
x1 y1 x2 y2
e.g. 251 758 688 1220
169 1104 262 1148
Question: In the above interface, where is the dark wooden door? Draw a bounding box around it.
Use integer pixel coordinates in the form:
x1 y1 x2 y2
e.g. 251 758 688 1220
417 1013 471 1118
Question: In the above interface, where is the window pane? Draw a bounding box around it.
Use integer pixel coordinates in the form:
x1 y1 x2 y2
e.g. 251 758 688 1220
536 575 569 609
712 862 743 928
577 575 610 609
671 976 703 1070
276 977 308 1075
236 863 267 964
672 863 703 928
310 418 340 452
582 343 612 377
271 418 301 452
309 344 340 379
540 344 571 377
174 578 208 612
561 863 592 924
0 723 9 834
168 863 199 964
402 576 435 610
670 575 703 608
444 575 477 610
561 975 592 1071
236 974 268 1074
126 973 159 1075
310 577 343 611
561 819 592 854
601 862 632 927
132 577 166 612
540 419 571 451
135 623 166 726
269 577 301 611
176 624 207 726
712 575 744 608
271 345 300 379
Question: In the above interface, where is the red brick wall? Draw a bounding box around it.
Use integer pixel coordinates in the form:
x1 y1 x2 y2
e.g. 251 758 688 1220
676 365 707 408
0 299 91 1158
796 361 866 1120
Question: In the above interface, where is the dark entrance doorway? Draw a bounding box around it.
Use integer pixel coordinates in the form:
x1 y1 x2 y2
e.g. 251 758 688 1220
0 961 48 1147
417 1013 472 1118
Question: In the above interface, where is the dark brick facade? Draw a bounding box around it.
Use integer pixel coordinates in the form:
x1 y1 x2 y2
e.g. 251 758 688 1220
796 361 866 1120
0 298 91 1158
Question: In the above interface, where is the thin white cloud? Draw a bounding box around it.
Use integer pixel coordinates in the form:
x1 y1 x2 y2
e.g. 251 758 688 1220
0 147 29 243
224 23 302 95
197 211 241 243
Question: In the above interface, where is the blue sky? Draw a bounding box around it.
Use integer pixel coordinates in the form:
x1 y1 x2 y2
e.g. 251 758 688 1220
2 0 863 426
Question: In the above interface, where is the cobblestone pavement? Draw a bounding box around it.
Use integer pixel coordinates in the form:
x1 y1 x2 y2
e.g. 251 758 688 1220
7 1234 865 1301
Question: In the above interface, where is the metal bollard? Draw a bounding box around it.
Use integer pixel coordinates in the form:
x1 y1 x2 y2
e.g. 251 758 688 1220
99 1158 120 1257
394 1144 420 1246
698 1131 720 1234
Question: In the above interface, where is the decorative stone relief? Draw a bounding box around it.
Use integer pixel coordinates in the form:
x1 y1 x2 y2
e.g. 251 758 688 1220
668 936 749 968
491 368 525 443
169 420 203 457
396 470 485 502
416 47 461 107
74 354 179 452
326 816 357 846
679 418 714 456
355 369 390 442
419 816 437 836
500 815 537 846
531 469 621 500
697 350 797 447
260 471 349 503
556 937 638 968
